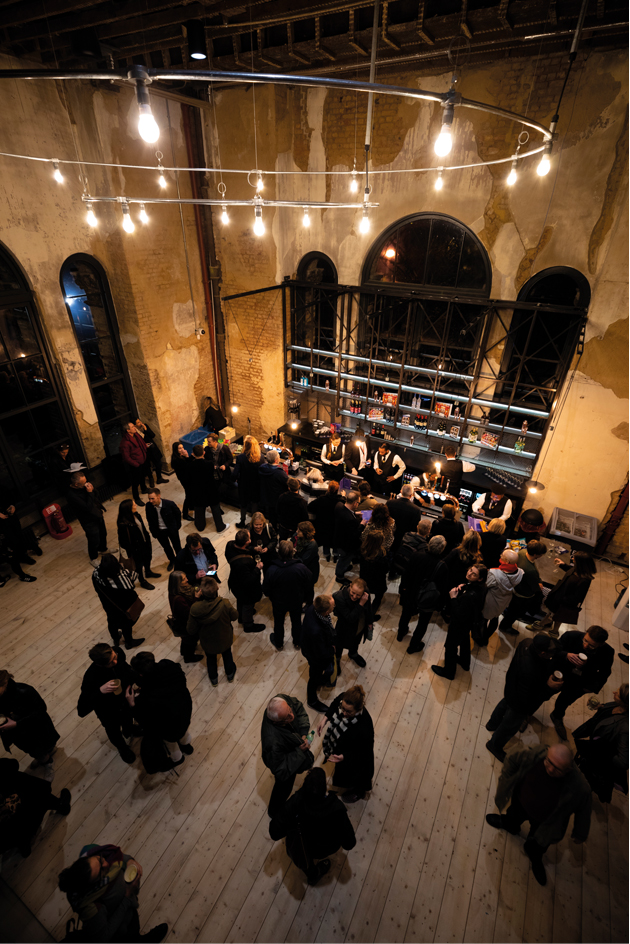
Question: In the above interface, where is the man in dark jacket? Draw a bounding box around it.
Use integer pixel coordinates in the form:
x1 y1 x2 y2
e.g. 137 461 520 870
550 625 614 740
430 503 464 554
174 532 218 585
0 671 60 775
186 577 239 685
145 488 182 570
332 578 373 669
263 541 312 650
187 444 228 534
65 470 108 566
119 421 149 506
485 635 563 762
301 595 336 711
261 693 314 816
77 644 138 764
269 767 356 885
387 484 422 558
333 491 364 583
258 451 288 527
204 432 234 487
276 477 309 541
398 534 448 650
486 743 591 886
227 529 264 632
391 519 431 577
0 757 71 858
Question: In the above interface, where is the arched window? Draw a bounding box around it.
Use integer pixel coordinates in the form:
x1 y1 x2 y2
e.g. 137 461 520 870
293 252 339 353
362 213 491 295
60 254 137 458
0 242 79 503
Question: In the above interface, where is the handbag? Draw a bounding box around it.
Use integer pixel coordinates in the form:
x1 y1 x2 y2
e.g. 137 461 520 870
126 597 145 624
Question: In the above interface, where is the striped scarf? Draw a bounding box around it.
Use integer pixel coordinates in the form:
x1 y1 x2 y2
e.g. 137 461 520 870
322 707 361 758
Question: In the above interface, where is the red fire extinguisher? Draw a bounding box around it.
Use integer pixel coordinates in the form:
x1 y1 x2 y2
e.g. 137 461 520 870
42 503 73 540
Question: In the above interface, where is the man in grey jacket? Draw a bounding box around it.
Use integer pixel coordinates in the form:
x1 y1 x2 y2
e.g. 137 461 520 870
261 694 314 816
486 743 591 886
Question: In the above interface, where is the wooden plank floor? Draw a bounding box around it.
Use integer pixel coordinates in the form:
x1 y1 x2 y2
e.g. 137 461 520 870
1 478 628 944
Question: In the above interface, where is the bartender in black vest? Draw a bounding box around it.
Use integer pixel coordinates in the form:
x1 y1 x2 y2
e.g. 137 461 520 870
372 443 406 491
344 428 368 476
321 431 345 482
472 488 513 521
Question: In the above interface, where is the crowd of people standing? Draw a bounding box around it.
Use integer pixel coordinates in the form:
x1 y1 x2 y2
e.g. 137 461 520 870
0 424 627 937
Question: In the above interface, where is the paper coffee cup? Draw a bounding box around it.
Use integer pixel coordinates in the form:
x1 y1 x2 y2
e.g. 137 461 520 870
553 670 563 680
578 653 587 662
112 678 122 695
124 863 138 883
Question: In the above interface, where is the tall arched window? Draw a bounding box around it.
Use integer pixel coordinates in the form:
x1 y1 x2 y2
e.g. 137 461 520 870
60 254 137 458
293 252 339 352
0 242 79 503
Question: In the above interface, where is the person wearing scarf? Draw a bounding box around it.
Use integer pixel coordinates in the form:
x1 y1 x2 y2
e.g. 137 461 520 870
58 843 167 942
317 685 374 804
475 549 523 646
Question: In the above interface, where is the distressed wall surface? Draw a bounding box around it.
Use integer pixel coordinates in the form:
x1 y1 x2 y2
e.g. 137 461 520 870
207 48 628 530
0 55 218 467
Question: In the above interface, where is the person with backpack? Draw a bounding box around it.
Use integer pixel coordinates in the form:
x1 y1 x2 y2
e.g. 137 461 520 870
269 767 357 885
431 564 488 679
396 534 448 650
58 843 167 942
391 519 431 578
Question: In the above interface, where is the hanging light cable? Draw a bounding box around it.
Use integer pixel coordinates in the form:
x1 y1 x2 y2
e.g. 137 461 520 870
52 160 64 183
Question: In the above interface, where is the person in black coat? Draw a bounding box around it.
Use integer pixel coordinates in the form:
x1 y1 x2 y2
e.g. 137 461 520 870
332 578 373 669
227 529 264 632
276 477 309 541
117 498 160 590
77 644 138 764
0 757 71 858
128 651 193 768
65 470 108 565
301 596 336 711
317 685 374 803
0 670 60 772
334 491 364 582
480 518 507 568
145 489 182 570
0 499 41 583
174 532 219 586
485 635 562 762
92 554 145 649
233 435 263 527
308 481 344 560
170 441 194 521
187 445 227 534
263 541 313 650
431 564 488 679
258 451 289 527
397 534 448 647
430 503 464 554
530 551 597 636
269 767 357 885
358 529 388 617
295 521 319 604
387 485 422 558
549 625 615 740
135 419 167 485
573 683 629 803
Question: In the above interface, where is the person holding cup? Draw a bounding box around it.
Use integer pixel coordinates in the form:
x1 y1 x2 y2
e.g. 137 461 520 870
485 634 562 762
77 644 139 764
549 624 614 740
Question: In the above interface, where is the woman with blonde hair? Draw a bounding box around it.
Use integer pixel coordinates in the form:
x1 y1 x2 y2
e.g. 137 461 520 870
316 684 374 803
234 435 263 527
481 517 507 568
248 510 278 570
444 528 483 590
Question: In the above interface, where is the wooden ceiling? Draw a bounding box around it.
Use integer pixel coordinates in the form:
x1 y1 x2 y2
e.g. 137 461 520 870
0 0 627 78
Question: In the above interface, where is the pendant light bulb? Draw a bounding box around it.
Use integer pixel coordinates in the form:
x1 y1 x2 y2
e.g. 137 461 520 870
350 171 359 193
256 173 264 193
302 207 310 228
86 202 98 227
434 124 453 157
359 206 370 234
253 206 265 237
158 171 167 188
507 160 518 186
52 161 64 184
137 103 160 144
435 169 443 191
537 154 551 177
221 205 229 225
139 203 149 224
121 204 135 234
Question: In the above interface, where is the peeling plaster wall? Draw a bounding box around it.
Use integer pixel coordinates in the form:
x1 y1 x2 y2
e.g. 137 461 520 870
0 55 217 469
210 48 628 528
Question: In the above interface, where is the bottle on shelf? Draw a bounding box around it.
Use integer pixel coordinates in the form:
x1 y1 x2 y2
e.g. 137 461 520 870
437 422 446 437
411 395 418 410
414 414 422 430
410 434 415 446
514 436 525 454
521 420 529 434
468 426 479 443
325 379 330 390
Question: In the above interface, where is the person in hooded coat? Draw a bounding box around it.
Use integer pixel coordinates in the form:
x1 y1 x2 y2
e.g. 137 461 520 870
269 767 356 885
475 548 524 645
186 576 239 685
128 651 193 768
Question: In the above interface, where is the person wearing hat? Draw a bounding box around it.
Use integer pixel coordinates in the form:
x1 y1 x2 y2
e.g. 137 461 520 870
472 489 512 521
485 634 563 762
49 442 78 491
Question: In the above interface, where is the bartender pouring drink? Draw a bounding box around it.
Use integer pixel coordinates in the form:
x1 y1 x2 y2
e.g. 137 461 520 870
472 488 512 521
373 443 406 491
